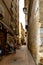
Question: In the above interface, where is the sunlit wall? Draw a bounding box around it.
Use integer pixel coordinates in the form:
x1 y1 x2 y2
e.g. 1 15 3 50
19 0 25 30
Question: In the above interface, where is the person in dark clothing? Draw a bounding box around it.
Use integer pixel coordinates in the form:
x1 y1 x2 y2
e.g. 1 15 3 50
14 39 17 53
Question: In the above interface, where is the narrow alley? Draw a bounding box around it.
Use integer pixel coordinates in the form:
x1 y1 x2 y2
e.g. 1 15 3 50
0 0 43 65
0 45 35 65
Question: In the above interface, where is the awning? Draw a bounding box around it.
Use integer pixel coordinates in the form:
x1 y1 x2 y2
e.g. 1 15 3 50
0 20 14 36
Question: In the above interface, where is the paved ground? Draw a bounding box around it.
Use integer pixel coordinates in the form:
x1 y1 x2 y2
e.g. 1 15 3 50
0 45 36 65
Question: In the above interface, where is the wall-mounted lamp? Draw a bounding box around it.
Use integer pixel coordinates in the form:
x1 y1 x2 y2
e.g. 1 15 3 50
23 7 28 14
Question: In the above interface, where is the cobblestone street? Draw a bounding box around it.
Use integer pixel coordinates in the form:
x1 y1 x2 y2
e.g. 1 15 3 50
0 45 36 65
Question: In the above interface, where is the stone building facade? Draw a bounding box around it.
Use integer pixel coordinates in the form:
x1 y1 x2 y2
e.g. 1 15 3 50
0 0 19 47
27 0 43 64
19 22 25 45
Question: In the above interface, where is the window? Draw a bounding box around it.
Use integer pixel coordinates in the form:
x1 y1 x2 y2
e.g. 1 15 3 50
40 28 43 34
40 28 43 45
0 4 5 18
35 0 39 13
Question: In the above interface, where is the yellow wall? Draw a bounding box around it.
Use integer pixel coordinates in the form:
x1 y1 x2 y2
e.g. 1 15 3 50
28 0 41 64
